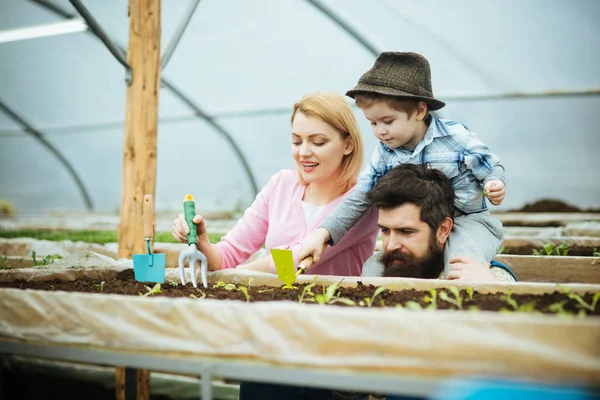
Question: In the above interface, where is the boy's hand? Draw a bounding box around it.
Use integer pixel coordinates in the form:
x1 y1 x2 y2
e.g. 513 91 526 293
447 256 497 281
298 227 331 263
484 180 505 205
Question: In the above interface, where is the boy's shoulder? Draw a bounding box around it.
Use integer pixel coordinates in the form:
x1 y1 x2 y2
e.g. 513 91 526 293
437 118 471 136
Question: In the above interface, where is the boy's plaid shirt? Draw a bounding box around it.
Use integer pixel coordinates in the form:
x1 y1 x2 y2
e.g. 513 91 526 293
357 115 505 214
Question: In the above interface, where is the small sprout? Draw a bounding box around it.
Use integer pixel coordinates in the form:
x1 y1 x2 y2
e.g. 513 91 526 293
213 281 227 288
195 289 207 300
466 287 474 301
405 301 423 310
95 281 106 293
439 287 463 309
238 286 250 302
517 301 537 313
593 247 600 257
247 277 255 289
533 243 570 256
224 283 237 291
501 289 519 311
168 281 178 287
257 288 272 293
329 297 356 306
567 292 600 312
189 294 198 299
140 283 162 297
423 288 437 310
298 282 316 303
364 287 386 308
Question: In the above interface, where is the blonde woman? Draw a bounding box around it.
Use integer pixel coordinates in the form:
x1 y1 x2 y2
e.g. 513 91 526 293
172 91 378 276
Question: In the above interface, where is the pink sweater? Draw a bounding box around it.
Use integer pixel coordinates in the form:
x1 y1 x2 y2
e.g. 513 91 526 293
215 169 378 276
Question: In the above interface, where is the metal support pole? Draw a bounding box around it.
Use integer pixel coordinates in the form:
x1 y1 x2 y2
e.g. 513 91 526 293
68 0 133 84
161 0 202 70
200 366 213 400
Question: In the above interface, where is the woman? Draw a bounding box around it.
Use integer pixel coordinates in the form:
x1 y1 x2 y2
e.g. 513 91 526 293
172 91 378 276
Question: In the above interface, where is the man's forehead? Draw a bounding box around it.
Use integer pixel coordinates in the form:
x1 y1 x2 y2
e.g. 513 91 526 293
378 203 425 228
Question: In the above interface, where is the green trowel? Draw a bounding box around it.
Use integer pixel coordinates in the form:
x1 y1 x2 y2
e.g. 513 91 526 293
270 249 314 289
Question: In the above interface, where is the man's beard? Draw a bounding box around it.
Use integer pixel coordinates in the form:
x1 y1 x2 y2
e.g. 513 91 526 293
379 235 444 279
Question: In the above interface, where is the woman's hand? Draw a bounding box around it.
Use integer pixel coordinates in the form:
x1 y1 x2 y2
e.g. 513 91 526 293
172 214 208 243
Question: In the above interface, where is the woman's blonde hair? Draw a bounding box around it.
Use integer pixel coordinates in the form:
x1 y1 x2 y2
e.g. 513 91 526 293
291 91 364 193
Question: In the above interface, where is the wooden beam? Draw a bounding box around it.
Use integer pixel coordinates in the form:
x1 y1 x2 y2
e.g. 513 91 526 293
118 0 161 259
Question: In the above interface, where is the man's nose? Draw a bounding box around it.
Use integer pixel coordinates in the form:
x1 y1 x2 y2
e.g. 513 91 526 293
386 234 403 251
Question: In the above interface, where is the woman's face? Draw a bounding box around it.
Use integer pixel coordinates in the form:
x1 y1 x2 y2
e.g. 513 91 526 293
291 112 352 185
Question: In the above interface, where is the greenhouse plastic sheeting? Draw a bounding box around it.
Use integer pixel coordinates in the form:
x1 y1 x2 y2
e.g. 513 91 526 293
0 268 599 385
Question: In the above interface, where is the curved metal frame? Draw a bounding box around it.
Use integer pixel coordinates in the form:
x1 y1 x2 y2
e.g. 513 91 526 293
29 0 259 199
0 99 94 210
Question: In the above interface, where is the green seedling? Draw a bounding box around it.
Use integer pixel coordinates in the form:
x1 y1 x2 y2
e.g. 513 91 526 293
466 287 474 301
532 242 570 256
329 297 356 306
364 287 386 308
593 248 600 257
94 281 105 293
168 281 178 287
405 301 423 310
139 283 162 297
298 282 316 303
315 280 347 305
31 251 61 266
439 287 463 309
213 281 227 288
500 289 519 311
238 286 250 302
247 277 255 289
224 283 237 291
189 289 207 300
567 292 600 313
423 288 437 310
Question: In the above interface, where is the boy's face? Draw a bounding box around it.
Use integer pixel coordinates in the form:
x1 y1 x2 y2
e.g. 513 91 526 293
361 101 426 149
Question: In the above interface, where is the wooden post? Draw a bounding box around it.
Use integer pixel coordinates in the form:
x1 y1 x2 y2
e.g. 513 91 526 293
118 0 161 259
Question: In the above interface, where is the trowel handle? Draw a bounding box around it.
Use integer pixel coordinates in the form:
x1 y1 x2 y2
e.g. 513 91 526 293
143 195 154 240
296 255 314 276
183 194 197 246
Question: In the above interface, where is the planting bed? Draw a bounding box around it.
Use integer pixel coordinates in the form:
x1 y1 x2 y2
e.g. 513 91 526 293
1 267 599 387
1 269 599 316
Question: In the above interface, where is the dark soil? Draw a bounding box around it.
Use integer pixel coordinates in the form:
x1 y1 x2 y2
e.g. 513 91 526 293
511 199 600 213
502 245 599 257
1 270 598 317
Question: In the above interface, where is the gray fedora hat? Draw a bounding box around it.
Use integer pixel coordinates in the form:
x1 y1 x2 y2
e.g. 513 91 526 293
346 52 445 111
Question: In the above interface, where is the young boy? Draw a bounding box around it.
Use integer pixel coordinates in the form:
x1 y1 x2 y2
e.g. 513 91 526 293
299 52 506 276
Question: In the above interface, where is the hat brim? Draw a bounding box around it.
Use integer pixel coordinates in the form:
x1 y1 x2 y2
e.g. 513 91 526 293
346 83 445 111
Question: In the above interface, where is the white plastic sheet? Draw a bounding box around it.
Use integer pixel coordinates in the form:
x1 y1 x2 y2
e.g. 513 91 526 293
0 267 599 385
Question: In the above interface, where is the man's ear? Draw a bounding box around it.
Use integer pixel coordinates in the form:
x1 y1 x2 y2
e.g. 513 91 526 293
436 217 453 245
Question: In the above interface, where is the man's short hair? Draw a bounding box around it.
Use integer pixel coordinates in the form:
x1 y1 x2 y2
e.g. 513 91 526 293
367 164 456 231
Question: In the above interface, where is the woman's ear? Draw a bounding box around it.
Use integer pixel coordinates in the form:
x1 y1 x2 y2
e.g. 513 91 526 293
436 217 453 246
343 138 354 155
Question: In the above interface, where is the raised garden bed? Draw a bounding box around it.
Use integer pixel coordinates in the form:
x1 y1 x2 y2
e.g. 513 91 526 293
1 267 599 387
1 268 599 317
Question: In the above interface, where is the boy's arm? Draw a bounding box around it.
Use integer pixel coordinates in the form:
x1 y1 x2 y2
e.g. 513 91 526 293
462 133 505 184
322 144 388 245
321 188 372 245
